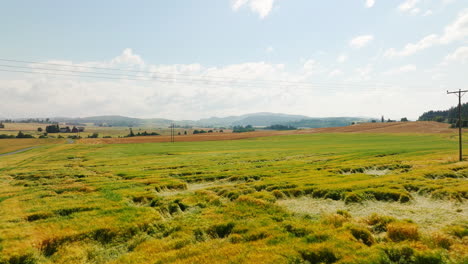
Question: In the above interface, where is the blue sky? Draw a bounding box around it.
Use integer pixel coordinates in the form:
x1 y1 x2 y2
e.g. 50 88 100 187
0 0 467 120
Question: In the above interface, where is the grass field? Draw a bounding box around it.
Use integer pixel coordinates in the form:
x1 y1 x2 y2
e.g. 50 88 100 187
0 122 227 138
0 133 467 263
0 139 65 155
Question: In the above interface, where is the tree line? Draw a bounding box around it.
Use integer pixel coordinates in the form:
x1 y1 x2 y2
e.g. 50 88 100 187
419 103 468 127
0 131 35 139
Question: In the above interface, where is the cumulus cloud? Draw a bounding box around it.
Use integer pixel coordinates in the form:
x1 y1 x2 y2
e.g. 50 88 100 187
384 64 417 75
355 65 373 80
111 48 145 66
231 0 276 19
398 0 419 13
385 9 468 57
444 46 468 64
337 54 348 63
423 10 433 16
328 69 342 77
0 49 317 119
365 0 375 8
0 48 456 120
349 35 374 49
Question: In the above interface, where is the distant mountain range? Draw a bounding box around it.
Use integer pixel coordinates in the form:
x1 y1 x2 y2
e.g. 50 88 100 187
18 113 373 128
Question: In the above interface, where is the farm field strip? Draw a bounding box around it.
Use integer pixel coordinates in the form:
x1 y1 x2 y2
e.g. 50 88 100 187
0 139 65 155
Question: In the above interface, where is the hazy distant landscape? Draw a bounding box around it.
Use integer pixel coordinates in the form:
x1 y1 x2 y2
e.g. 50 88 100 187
5 113 372 128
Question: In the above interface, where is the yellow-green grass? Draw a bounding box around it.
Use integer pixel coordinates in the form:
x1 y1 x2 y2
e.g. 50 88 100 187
0 133 467 263
0 139 65 155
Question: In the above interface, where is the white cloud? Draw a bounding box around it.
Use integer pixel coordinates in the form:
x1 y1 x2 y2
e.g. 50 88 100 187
444 46 468 64
111 48 145 66
303 59 317 73
349 35 374 49
440 9 468 44
328 69 342 77
231 0 276 19
354 65 373 80
385 9 468 57
398 0 420 13
0 49 315 119
0 48 458 121
423 10 433 16
442 0 456 5
365 0 375 8
410 8 421 15
337 54 348 63
384 64 417 75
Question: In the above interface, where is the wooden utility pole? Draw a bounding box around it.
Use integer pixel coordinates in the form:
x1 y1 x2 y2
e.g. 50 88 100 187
447 89 468 161
170 123 175 143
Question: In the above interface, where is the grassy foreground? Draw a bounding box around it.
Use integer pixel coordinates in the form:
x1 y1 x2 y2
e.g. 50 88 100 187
0 133 467 263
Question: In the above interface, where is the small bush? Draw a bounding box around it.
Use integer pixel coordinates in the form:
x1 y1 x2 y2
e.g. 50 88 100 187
300 245 339 264
168 203 181 214
54 207 94 216
344 192 362 204
272 190 285 199
3 253 37 264
430 232 452 249
229 234 243 243
347 225 375 246
193 228 207 242
324 190 342 200
366 213 396 233
444 224 467 238
93 228 118 244
382 245 414 263
26 212 53 222
40 237 65 257
414 251 444 264
244 230 268 241
387 222 419 242
207 222 235 238
322 214 348 228
236 195 268 207
284 223 309 237
336 210 351 218
304 233 329 243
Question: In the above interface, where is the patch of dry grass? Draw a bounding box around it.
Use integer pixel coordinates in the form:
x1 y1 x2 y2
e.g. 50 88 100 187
277 195 467 231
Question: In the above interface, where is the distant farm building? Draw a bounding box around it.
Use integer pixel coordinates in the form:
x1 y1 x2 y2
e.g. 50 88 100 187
72 126 85 133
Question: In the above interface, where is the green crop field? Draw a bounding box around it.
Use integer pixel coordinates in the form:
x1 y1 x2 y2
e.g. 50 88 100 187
0 133 467 263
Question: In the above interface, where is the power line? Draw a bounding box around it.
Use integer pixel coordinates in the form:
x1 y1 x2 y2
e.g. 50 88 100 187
0 57 401 88
447 89 468 161
0 58 442 93
0 68 396 92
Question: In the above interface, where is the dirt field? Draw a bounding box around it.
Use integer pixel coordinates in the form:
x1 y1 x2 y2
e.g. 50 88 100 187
0 123 47 132
312 121 453 133
78 129 314 144
78 121 455 144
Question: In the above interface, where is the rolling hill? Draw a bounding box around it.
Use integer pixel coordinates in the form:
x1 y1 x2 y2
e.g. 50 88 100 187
32 113 373 128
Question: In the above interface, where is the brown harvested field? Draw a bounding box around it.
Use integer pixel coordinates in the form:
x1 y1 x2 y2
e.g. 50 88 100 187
78 129 315 144
78 121 456 145
312 121 453 133
0 123 47 133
